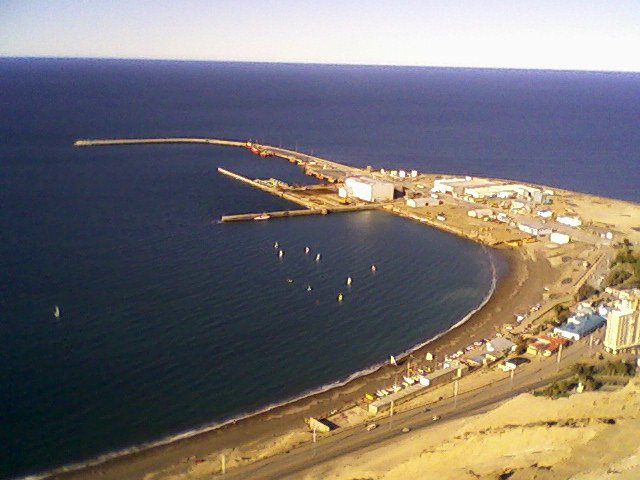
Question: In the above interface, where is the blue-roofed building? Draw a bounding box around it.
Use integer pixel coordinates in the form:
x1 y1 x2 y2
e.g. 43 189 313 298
553 313 606 341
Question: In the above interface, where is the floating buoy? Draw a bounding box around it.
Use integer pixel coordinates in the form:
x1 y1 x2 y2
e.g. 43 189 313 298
274 241 279 249
371 264 377 272
337 292 344 302
315 254 321 261
346 276 352 286
278 250 284 258
304 246 310 254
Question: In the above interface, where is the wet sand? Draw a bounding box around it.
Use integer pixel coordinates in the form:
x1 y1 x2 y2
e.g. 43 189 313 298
49 243 557 480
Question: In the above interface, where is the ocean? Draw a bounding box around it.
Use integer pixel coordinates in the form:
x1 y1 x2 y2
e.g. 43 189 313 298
1 58 638 479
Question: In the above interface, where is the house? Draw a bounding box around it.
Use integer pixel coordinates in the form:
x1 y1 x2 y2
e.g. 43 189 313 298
527 335 569 356
486 336 517 355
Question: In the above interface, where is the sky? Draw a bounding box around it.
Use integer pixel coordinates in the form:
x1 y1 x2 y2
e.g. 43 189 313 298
1 0 639 72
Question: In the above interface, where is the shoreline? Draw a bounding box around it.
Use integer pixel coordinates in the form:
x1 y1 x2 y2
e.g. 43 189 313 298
45 243 551 480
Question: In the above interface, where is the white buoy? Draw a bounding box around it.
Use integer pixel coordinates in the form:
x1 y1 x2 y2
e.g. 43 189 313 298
315 253 321 261
346 276 352 286
304 246 310 254
278 250 284 258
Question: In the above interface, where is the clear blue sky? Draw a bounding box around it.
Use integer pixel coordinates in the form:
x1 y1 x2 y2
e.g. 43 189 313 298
1 0 639 71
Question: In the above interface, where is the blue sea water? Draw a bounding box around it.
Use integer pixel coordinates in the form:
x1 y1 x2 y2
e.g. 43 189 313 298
1 58 639 479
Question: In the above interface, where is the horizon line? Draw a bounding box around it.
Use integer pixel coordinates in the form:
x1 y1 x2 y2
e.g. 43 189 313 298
2 55 639 75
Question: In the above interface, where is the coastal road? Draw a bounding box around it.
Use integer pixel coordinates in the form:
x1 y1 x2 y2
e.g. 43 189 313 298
218 337 593 479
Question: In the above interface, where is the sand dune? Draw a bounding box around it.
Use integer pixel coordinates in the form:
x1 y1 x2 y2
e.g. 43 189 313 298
301 378 640 480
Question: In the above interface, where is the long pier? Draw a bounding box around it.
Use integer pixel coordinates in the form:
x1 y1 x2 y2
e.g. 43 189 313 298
74 138 245 147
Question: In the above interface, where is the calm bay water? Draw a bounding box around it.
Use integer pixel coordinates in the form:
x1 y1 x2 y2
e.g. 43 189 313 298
1 59 639 479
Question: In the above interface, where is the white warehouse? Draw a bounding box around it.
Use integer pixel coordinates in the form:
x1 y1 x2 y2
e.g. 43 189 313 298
341 176 395 202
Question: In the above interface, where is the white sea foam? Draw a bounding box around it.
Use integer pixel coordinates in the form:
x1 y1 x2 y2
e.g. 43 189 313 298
18 248 499 480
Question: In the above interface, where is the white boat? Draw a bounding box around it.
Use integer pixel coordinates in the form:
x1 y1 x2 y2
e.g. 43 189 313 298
370 264 377 272
346 276 352 285
254 214 271 221
304 246 310 254
315 253 321 261
306 285 312 291
278 250 284 258
53 305 60 319
274 241 279 249
337 292 344 302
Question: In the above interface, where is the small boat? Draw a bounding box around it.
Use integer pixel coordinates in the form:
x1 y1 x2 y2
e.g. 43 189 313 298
436 213 446 221
53 305 60 319
337 292 343 302
306 285 312 291
346 276 352 286
274 241 279 249
389 355 397 366
287 278 294 284
315 253 321 261
371 265 377 272
278 250 284 258
304 246 310 254
254 214 270 221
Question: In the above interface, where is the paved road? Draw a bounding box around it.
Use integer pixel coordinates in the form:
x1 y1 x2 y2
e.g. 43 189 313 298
217 338 593 479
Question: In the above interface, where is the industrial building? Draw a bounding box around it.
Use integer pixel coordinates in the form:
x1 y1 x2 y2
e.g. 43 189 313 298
467 208 494 219
557 215 583 227
517 221 553 236
604 293 640 354
340 176 394 202
550 232 571 244
406 197 439 208
554 313 606 341
431 177 542 200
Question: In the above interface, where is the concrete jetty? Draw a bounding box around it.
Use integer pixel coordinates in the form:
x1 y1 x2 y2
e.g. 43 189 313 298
220 209 327 222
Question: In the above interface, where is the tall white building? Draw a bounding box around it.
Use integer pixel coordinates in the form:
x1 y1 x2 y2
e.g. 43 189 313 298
340 176 394 202
604 293 640 354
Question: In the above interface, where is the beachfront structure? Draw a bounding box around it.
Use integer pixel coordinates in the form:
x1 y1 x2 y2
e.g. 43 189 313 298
553 313 606 341
341 176 394 202
550 232 571 245
486 337 517 356
406 197 438 208
557 215 583 228
527 335 569 356
367 365 468 415
604 294 640 354
467 208 494 219
517 221 553 237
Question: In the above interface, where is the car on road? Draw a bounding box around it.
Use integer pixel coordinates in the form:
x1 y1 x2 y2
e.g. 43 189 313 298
432 415 441 421
401 427 411 433
366 423 377 431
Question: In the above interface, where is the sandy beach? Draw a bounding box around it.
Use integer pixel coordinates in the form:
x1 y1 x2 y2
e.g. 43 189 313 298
47 240 562 480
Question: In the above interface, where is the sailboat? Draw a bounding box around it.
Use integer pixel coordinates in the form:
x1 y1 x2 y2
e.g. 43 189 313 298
53 305 60 319
315 253 321 262
346 276 352 286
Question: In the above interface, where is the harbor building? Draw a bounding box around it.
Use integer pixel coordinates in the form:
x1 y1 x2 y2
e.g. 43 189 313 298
340 176 394 202
406 196 439 208
604 293 640 354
